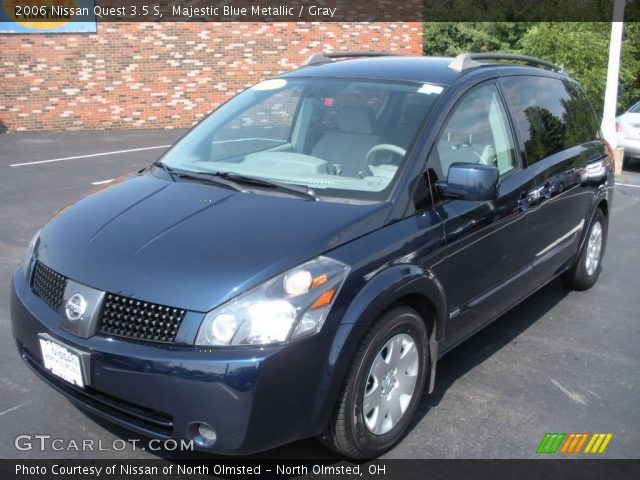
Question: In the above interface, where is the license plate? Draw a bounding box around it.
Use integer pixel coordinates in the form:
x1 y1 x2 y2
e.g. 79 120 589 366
39 337 85 388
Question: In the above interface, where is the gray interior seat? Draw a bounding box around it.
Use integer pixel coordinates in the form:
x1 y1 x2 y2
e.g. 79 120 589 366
311 106 380 177
479 144 496 166
389 104 428 149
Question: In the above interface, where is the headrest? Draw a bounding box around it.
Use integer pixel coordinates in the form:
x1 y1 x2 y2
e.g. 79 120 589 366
337 106 374 135
402 104 427 125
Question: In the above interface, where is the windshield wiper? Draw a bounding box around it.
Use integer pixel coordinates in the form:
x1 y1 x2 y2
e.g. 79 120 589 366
152 164 318 200
153 163 246 192
210 171 319 202
152 161 177 182
176 171 249 193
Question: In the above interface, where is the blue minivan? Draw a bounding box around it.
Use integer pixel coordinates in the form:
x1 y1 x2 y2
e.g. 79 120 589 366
11 53 613 458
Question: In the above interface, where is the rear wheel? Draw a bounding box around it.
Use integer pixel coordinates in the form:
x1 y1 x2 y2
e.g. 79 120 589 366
319 305 429 458
562 208 607 290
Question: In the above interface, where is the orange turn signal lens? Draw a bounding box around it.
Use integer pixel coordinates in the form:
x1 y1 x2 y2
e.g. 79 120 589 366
311 274 328 289
311 288 336 310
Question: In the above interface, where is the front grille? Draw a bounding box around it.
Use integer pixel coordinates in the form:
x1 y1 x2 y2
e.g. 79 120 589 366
32 262 67 311
99 294 186 343
31 261 186 344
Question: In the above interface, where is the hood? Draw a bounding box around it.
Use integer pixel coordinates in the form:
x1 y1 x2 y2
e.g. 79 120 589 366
36 172 390 312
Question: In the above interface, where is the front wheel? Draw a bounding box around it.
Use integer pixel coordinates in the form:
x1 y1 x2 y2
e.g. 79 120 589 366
562 208 607 290
319 306 429 458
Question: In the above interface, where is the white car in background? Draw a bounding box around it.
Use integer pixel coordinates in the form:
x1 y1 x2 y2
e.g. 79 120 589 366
617 101 640 167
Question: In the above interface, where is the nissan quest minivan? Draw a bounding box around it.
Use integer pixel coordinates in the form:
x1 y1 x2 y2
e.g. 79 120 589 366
11 53 614 458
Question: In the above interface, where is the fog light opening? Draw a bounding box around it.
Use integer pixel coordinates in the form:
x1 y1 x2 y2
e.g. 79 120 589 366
187 422 217 448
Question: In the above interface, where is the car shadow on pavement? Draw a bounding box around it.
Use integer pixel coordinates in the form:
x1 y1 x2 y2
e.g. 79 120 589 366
411 278 570 425
77 278 571 461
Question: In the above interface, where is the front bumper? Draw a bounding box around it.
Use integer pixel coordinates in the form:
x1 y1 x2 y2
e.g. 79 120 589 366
10 267 343 455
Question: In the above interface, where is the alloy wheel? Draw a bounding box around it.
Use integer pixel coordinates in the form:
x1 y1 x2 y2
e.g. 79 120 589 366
362 333 419 435
585 221 602 276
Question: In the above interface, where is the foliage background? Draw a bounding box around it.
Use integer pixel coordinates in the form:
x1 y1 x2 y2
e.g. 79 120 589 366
423 23 640 117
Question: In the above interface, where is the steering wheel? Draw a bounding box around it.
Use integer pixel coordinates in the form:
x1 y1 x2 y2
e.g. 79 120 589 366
363 144 407 176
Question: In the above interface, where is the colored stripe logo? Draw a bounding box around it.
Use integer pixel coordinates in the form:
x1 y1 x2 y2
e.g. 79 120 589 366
537 433 613 454
537 433 566 453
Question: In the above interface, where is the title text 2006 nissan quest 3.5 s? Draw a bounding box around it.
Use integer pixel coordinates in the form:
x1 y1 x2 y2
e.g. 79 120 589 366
11 53 613 458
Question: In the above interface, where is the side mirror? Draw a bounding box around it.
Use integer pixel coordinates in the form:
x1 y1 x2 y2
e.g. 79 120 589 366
436 162 499 201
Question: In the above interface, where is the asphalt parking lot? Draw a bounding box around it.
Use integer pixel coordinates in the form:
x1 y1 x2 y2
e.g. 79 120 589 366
0 130 639 460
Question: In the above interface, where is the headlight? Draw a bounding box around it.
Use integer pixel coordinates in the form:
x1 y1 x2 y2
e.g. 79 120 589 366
23 229 41 280
195 256 350 346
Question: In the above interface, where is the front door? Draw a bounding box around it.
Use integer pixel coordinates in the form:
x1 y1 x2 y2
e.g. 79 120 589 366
426 83 538 349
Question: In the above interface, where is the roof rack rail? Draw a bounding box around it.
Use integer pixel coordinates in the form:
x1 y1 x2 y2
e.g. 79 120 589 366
448 53 563 73
302 51 400 67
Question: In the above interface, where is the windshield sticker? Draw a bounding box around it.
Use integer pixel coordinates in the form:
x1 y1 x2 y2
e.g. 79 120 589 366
418 84 444 95
252 79 287 91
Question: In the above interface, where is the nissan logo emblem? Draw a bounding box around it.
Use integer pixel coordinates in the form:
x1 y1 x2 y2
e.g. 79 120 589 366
65 293 87 321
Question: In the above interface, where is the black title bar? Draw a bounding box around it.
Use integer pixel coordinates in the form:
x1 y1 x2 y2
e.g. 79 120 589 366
2 459 640 480
2 0 639 23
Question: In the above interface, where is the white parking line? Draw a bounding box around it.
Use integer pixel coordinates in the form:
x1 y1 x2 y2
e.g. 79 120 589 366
0 402 29 417
615 182 640 188
9 145 171 167
91 179 114 186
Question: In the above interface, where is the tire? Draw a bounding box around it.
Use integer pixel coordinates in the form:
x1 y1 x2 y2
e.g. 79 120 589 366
319 305 429 458
562 208 607 291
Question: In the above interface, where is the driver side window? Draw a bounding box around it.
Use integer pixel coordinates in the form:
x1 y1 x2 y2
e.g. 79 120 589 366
431 84 517 182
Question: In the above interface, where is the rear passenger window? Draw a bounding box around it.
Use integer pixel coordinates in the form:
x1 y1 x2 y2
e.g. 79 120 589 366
501 76 594 165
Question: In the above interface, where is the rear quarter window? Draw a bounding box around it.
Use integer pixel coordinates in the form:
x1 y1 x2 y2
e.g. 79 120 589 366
501 76 598 165
564 81 600 144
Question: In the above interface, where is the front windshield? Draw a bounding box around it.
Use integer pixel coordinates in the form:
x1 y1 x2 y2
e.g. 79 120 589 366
161 77 442 201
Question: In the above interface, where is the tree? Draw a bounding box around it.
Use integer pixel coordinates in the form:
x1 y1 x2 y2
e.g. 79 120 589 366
517 23 640 116
423 22 640 115
423 23 532 55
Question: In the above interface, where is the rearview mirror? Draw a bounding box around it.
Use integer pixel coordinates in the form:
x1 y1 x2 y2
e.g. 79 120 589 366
436 162 499 201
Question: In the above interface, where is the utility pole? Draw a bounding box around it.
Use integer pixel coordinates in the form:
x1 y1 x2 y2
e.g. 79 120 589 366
601 0 626 174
